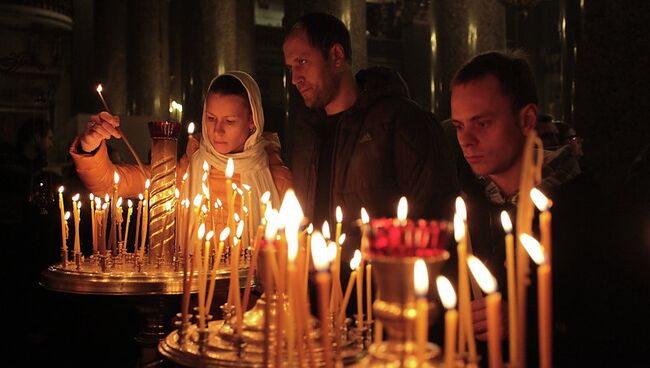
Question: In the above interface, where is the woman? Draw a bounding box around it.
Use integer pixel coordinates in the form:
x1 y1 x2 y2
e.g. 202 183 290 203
70 71 292 231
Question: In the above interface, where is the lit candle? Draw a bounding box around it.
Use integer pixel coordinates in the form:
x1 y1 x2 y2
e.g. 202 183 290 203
100 202 109 254
124 200 133 252
140 179 150 258
242 204 271 310
361 208 373 328
397 196 408 226
437 275 458 368
468 256 502 368
242 183 254 242
414 259 429 367
454 198 477 362
57 186 67 257
64 211 71 250
72 193 81 255
231 222 245 336
225 158 234 243
339 250 361 325
355 249 364 332
116 197 124 245
110 172 120 255
96 84 110 111
196 223 207 329
520 233 552 368
134 194 143 255
500 210 518 367
335 206 343 244
284 193 304 368
90 193 96 254
303 223 314 292
530 188 553 265
206 227 229 314
311 231 333 368
366 263 372 327
94 197 102 253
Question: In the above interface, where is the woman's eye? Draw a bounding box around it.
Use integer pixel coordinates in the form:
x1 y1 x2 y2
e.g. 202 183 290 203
298 59 307 65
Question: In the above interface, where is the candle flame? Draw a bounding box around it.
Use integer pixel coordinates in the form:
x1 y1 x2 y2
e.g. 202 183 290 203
201 204 208 214
138 193 143 200
288 235 298 263
236 221 244 238
96 84 103 93
307 223 314 234
455 196 467 221
193 194 202 208
361 207 369 225
72 193 80 202
105 194 110 202
90 193 94 201
232 183 238 191
198 223 206 240
58 186 64 193
128 199 133 208
338 233 346 245
175 188 180 198
145 179 150 189
436 276 457 309
500 210 513 234
95 197 101 207
242 206 248 214
202 183 210 197
206 230 215 241
350 249 361 270
242 184 251 191
453 212 465 242
225 158 234 178
236 188 244 196
64 211 71 220
187 122 195 135
519 233 545 265
260 191 271 204
397 196 408 222
219 227 230 242
414 259 429 296
202 160 209 172
165 201 172 211
310 231 329 272
77 201 82 209
102 203 108 210
116 197 123 207
279 189 303 233
336 206 343 223
264 209 280 240
322 220 331 239
202 172 208 182
216 198 223 207
182 171 188 181
326 241 338 263
234 212 241 223
530 188 551 211
113 172 120 185
467 255 497 294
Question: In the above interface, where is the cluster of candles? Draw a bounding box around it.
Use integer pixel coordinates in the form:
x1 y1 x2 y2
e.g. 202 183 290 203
440 189 553 368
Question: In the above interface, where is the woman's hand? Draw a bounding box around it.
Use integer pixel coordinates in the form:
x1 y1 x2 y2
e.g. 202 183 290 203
79 111 121 153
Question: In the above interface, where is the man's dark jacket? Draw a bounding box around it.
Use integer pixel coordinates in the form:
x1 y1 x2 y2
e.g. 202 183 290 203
290 67 457 234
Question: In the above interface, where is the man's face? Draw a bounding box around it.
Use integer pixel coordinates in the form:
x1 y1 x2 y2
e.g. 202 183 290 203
451 75 530 177
36 128 54 156
283 31 338 109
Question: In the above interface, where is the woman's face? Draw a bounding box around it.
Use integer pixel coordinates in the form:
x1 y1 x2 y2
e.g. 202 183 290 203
205 93 254 154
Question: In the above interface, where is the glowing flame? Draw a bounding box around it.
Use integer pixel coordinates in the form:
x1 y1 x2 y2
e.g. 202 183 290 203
264 209 279 240
127 199 133 208
336 206 343 223
77 201 82 209
193 194 202 208
322 220 331 240
279 189 303 233
175 188 180 198
500 211 513 234
234 213 241 223
202 183 210 197
260 191 271 204
96 84 103 93
145 179 150 189
307 223 314 234
288 235 298 263
201 205 208 214
225 158 234 178
202 172 208 182
467 256 497 294
116 197 123 207
436 276 457 309
236 221 244 238
397 196 408 222
232 183 238 191
198 223 205 240
58 186 64 193
102 203 108 210
338 233 346 245
310 231 329 272
242 206 248 214
202 160 209 172
182 171 188 181
242 184 251 192
64 211 71 220
530 188 551 211
453 212 465 242
519 233 545 265
455 196 467 221
89 193 94 201
187 122 195 135
138 193 143 201
165 201 172 211
72 193 80 202
206 231 214 241
350 249 361 270
95 197 101 207
113 172 120 185
361 207 369 225
414 259 429 296
236 188 244 196
219 227 231 242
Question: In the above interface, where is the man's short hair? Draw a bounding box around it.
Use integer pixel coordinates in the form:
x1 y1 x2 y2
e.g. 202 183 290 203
452 50 538 112
287 12 352 62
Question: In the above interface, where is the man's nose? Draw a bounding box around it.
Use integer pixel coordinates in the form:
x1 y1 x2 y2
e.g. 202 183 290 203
457 128 477 148
291 70 302 86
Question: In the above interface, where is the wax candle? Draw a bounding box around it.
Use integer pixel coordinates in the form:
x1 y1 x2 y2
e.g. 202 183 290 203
454 202 477 362
339 250 361 325
64 211 71 255
414 259 429 367
206 227 229 314
225 158 234 244
530 188 552 264
468 256 502 368
133 194 142 254
72 193 81 255
311 231 333 368
366 263 372 327
520 233 552 368
57 186 66 255
500 210 518 367
196 223 207 329
437 276 458 368
355 249 364 332
90 193 96 253
140 179 150 258
124 200 133 252
303 223 314 292
116 197 124 245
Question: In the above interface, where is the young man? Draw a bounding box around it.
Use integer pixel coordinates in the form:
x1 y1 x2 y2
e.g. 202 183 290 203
450 51 607 366
283 13 456 234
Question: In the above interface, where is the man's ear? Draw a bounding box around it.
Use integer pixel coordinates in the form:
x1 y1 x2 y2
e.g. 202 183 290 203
519 103 538 135
329 43 346 68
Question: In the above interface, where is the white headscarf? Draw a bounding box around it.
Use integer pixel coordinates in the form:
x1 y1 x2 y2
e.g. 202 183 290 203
185 71 281 232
